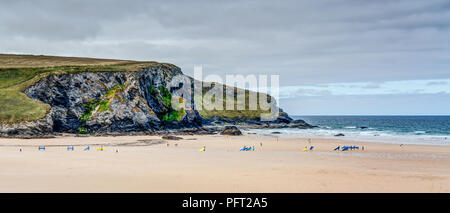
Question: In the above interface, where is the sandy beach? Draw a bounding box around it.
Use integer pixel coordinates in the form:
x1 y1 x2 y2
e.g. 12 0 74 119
0 134 449 193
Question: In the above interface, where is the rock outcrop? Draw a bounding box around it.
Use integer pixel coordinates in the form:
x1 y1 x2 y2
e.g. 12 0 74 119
0 64 314 136
220 126 243 136
24 65 202 134
0 111 54 136
201 109 293 126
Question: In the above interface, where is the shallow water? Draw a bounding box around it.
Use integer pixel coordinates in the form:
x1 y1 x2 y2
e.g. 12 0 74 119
247 115 450 146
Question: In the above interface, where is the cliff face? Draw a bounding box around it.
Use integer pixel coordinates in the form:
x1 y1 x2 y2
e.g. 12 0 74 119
0 64 307 136
21 66 202 135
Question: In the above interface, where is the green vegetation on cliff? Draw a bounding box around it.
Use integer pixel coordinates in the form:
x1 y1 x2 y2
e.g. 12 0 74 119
78 84 126 134
149 85 186 123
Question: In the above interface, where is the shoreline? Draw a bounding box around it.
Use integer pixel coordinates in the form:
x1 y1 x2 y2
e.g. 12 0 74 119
258 134 450 147
0 134 449 192
243 129 450 147
3 123 449 147
2 131 449 147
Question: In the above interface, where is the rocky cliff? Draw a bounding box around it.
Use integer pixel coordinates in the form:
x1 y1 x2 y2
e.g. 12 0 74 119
0 63 312 136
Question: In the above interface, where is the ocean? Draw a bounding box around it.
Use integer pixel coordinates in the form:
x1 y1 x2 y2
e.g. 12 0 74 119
246 116 450 146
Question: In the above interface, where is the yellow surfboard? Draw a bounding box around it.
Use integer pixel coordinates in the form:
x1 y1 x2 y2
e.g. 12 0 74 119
301 148 308 152
199 147 205 152
97 147 104 151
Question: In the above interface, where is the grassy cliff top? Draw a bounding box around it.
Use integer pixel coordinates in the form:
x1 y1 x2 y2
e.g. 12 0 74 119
0 54 175 123
0 54 135 68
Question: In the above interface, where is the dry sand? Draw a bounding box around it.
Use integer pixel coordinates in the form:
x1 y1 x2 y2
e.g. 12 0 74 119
0 134 449 192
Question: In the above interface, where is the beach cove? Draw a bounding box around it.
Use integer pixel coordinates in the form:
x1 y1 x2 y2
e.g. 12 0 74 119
0 134 448 192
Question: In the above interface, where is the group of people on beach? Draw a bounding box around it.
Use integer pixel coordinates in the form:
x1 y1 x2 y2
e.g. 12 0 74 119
20 137 368 154
333 145 365 151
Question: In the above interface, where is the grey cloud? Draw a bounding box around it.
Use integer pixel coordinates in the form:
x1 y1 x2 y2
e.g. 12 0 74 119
0 0 149 40
0 0 449 86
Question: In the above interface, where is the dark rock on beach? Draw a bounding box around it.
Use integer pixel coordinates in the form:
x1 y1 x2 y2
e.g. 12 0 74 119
162 135 183 140
334 133 345 137
220 126 243 136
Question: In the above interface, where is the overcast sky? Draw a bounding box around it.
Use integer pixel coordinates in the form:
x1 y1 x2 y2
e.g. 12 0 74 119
1 0 449 115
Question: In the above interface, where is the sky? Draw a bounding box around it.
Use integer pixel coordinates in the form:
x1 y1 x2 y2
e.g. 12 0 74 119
1 0 449 115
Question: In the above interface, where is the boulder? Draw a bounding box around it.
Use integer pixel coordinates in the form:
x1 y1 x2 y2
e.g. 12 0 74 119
287 119 315 128
291 119 307 124
220 126 242 136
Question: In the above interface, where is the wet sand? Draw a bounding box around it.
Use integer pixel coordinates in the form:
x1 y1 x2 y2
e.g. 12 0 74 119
0 134 449 192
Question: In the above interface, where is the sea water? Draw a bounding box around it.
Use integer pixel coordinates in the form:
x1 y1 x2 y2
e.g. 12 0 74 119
244 116 450 146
